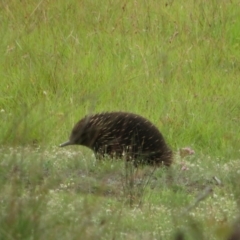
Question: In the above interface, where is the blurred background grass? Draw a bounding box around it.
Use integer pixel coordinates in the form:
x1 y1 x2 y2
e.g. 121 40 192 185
1 0 239 159
1 0 239 160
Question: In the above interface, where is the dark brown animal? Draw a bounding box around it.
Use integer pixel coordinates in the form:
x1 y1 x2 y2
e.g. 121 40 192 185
60 112 172 166
228 217 240 240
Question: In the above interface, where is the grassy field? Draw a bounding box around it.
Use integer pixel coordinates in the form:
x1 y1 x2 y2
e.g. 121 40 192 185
0 0 240 239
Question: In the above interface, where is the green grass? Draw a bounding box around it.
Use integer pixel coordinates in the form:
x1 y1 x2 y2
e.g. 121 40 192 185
0 147 239 239
0 0 240 239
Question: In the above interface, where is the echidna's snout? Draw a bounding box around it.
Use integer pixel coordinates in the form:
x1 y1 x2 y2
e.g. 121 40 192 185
59 140 72 147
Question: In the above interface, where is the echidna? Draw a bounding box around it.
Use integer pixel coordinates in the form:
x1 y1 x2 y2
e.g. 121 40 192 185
60 112 172 167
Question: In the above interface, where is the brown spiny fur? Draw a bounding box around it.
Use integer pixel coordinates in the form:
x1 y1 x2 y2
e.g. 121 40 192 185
60 112 173 167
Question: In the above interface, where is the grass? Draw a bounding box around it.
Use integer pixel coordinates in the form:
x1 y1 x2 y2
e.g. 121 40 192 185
0 0 240 239
0 147 239 239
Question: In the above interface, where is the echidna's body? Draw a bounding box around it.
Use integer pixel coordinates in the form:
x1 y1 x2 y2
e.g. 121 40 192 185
60 112 172 167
